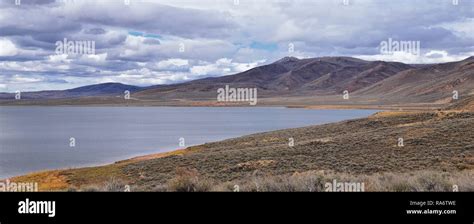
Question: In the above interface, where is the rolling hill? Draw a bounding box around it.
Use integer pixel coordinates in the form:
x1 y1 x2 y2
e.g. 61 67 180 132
446 94 474 111
356 56 474 103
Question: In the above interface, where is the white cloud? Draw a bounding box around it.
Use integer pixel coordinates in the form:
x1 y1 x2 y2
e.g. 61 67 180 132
356 50 473 64
79 53 108 65
9 74 44 84
0 38 18 56
434 18 474 39
190 58 263 77
48 54 70 63
155 58 189 70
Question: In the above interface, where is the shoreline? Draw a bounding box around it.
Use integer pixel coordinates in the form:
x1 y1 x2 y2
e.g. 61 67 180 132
0 102 444 111
0 95 448 111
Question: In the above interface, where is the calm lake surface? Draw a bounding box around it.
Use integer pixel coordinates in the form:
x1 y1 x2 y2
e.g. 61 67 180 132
0 107 377 178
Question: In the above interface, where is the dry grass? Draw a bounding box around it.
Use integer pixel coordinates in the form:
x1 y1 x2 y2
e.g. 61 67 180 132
62 164 127 188
166 168 213 192
117 146 203 164
370 111 421 118
204 170 474 192
10 171 69 191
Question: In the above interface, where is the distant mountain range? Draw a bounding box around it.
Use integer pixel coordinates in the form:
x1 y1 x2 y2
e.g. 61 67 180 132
1 56 473 105
0 83 145 100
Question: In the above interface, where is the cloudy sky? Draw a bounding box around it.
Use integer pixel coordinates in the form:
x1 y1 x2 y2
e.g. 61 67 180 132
0 0 473 92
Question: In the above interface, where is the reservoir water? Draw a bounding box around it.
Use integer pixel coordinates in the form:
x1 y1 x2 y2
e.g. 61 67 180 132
0 106 377 178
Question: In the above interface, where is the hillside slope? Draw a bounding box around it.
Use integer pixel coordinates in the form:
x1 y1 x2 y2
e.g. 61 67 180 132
356 57 474 103
446 94 474 111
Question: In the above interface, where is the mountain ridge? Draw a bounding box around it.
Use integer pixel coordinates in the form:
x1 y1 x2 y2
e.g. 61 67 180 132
0 82 146 100
1 56 473 105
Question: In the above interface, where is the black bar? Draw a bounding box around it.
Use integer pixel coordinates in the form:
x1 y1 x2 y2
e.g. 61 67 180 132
0 192 472 223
